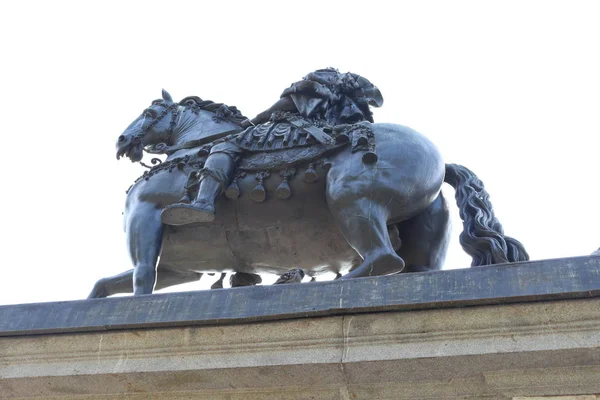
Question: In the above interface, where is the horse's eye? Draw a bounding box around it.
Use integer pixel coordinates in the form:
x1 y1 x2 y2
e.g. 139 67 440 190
143 110 156 118
152 100 162 105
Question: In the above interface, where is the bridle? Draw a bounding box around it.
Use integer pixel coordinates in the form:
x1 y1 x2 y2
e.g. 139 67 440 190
130 102 182 148
128 100 244 165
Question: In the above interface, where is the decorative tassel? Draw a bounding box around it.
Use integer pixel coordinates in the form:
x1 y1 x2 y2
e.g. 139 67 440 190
304 163 318 183
335 132 350 144
225 180 240 199
251 183 266 202
276 180 291 199
362 151 378 164
276 168 295 200
256 124 273 147
251 171 270 202
225 171 246 199
356 135 369 147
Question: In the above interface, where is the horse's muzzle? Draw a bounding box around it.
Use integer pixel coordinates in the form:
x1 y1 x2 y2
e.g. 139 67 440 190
116 136 143 162
116 135 130 160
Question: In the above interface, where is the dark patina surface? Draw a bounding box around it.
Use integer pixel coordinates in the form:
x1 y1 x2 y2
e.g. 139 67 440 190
90 69 528 297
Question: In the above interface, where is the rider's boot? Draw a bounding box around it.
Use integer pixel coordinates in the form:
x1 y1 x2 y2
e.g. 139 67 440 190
161 152 233 225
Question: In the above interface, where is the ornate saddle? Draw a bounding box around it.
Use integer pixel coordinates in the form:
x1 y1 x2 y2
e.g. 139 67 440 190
234 113 334 152
214 112 377 172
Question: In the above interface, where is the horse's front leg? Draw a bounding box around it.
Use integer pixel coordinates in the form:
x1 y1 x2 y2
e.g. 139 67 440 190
88 269 134 298
125 201 164 295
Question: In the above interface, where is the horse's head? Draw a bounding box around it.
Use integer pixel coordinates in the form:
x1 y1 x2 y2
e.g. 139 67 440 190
116 89 179 162
117 90 250 162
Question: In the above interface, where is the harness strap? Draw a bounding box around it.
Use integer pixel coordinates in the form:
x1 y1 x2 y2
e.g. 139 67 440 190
163 128 243 154
288 117 334 145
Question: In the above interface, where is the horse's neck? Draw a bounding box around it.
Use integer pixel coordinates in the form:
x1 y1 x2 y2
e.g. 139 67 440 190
166 147 199 161
170 110 240 147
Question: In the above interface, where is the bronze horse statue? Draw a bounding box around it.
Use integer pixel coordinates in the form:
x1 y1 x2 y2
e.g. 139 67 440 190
89 72 527 298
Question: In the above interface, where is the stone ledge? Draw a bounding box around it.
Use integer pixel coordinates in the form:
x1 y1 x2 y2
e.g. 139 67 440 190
515 397 600 400
1 256 599 399
1 256 599 336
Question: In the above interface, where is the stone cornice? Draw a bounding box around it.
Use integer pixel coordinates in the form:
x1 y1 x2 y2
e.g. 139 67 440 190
1 256 599 337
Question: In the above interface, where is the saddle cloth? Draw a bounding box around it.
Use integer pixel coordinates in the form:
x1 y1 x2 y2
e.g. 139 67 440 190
215 117 374 172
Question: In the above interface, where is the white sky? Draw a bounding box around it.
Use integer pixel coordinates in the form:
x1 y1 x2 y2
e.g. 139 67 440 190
0 1 598 305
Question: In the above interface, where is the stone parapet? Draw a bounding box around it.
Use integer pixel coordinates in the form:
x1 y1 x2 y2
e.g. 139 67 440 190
1 256 599 399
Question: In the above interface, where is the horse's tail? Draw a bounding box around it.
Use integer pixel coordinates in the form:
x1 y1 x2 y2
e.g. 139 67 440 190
444 163 529 266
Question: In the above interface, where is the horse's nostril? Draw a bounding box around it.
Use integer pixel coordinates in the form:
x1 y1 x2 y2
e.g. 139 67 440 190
118 135 126 143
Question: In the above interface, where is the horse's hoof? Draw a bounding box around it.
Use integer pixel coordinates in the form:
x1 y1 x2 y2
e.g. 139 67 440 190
161 203 215 225
87 290 105 299
88 281 108 299
341 252 406 279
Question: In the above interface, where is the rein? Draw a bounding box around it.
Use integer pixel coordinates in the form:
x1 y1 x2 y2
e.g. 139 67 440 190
131 103 181 147
160 128 244 154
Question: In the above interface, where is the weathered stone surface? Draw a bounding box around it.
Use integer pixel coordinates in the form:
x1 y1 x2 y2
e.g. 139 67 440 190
2 256 599 337
515 397 599 400
1 300 599 398
1 257 599 399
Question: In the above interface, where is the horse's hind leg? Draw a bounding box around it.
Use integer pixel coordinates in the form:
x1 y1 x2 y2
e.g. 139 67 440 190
88 268 203 298
395 192 451 273
329 197 406 279
126 201 164 295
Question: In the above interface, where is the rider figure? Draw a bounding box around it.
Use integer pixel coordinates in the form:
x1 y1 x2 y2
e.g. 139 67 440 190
160 69 383 226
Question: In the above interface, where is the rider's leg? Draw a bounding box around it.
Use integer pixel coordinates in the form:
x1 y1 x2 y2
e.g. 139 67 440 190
161 142 238 225
190 151 234 215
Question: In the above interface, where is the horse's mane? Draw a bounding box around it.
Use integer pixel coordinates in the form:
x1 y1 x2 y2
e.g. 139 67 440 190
179 96 249 127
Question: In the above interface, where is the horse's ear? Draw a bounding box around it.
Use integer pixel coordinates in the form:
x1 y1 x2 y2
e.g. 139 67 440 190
162 89 173 102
